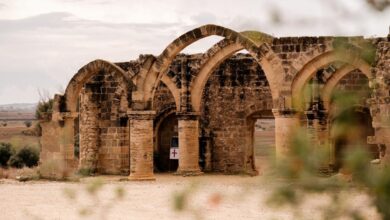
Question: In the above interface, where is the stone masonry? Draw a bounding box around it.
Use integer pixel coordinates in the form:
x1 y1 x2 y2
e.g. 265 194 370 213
38 24 390 179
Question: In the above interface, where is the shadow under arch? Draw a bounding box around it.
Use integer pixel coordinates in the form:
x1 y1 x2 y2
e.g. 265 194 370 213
328 105 377 171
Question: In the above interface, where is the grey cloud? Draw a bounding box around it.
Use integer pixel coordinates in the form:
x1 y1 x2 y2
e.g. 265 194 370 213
60 0 111 4
0 12 182 34
191 12 217 25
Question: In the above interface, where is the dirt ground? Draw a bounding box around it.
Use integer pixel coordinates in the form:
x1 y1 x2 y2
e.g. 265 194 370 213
0 174 381 220
0 120 381 219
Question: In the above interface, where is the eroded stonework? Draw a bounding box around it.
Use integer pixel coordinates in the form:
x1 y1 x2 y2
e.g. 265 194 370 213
38 24 390 179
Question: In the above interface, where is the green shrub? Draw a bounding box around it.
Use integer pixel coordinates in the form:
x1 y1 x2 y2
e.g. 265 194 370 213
9 155 24 168
0 142 12 167
24 120 32 128
35 99 53 120
9 146 39 168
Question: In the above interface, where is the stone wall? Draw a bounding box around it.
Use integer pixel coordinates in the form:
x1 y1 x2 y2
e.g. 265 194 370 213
153 54 273 173
271 37 331 82
334 69 370 106
79 69 129 174
369 39 390 164
40 25 390 177
200 54 273 173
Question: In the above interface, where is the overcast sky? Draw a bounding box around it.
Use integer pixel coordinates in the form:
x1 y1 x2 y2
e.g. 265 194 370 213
0 0 389 104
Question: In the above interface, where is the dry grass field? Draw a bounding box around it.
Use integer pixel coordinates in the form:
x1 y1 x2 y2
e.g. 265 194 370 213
0 111 35 121
0 120 40 151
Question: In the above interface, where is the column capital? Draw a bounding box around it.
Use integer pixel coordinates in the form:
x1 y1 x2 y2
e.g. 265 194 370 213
272 108 298 118
176 112 200 120
127 110 156 120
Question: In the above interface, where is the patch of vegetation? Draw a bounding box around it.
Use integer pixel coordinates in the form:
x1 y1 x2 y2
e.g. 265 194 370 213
0 142 39 170
0 142 12 167
332 37 377 65
24 120 32 128
35 98 54 120
9 146 39 168
240 31 274 46
77 167 95 177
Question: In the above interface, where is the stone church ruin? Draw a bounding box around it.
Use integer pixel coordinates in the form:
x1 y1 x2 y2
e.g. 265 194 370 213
39 24 390 180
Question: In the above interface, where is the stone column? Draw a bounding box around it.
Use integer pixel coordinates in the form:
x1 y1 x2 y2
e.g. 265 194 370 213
176 112 202 175
40 111 78 179
370 103 390 166
61 113 79 170
272 109 300 160
128 111 156 181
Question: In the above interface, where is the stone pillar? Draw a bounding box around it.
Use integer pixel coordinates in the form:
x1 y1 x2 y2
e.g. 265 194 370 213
272 109 300 160
61 113 79 170
128 111 156 181
176 112 202 175
370 104 390 166
40 111 78 179
368 40 390 167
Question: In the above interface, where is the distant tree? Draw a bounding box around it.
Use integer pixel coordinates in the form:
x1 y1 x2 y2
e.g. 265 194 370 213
366 0 390 11
9 146 39 168
24 120 32 128
0 142 12 167
1 121 7 127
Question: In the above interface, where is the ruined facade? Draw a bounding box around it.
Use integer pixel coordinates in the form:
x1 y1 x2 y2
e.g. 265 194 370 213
39 24 390 179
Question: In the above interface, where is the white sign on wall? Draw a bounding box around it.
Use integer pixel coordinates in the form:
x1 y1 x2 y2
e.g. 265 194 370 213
170 147 179 160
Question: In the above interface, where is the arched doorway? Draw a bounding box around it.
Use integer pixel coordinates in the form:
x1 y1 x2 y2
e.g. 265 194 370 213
199 53 274 174
330 106 377 171
247 110 275 173
155 113 179 172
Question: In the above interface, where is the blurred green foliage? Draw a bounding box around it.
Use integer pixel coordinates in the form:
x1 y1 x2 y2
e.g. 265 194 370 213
0 142 12 167
35 98 53 120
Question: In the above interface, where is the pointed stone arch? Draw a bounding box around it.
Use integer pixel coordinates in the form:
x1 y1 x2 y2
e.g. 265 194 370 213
190 38 284 112
64 59 132 113
291 50 372 110
138 24 278 109
322 64 371 110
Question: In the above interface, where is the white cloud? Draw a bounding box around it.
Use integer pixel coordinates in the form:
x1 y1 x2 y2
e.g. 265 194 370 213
0 0 389 104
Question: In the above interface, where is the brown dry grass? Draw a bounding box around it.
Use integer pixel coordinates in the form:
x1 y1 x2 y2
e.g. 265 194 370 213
0 121 40 152
0 111 35 120
0 167 39 180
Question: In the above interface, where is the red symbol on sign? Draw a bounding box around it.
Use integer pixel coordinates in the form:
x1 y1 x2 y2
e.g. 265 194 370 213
172 148 178 157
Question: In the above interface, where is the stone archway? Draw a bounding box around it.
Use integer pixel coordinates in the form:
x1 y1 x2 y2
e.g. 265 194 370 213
190 37 283 112
63 60 133 174
155 112 178 172
291 50 372 111
198 53 274 174
64 59 131 113
152 81 179 172
322 64 372 110
138 24 283 108
329 106 376 171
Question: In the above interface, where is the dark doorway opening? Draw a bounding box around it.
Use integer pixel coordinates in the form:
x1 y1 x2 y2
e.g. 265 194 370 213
331 107 377 171
156 113 179 172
